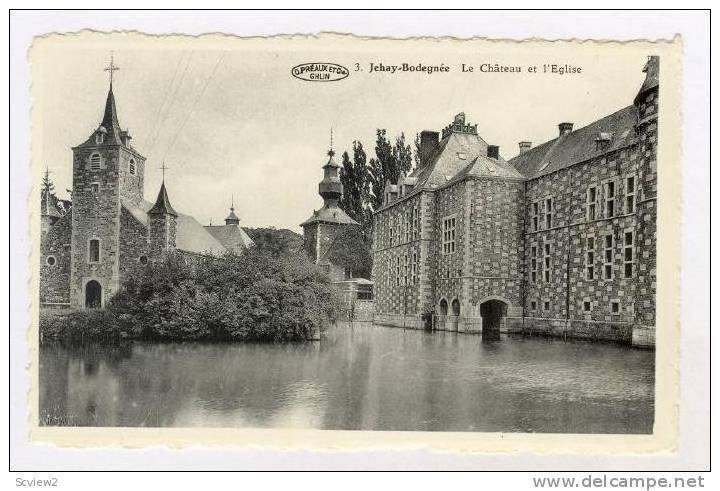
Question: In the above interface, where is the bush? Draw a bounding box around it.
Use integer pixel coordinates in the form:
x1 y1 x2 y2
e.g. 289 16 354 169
40 236 341 343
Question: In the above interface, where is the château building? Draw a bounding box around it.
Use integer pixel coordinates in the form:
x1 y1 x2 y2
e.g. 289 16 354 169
372 56 658 347
40 69 254 310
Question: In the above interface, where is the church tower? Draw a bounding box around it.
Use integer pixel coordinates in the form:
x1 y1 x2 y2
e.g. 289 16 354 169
69 55 147 308
301 134 359 280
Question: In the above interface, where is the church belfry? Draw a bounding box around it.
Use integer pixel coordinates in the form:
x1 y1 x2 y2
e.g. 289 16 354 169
69 53 147 309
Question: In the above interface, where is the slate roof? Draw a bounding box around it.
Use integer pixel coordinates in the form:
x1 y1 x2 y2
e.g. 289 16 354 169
204 224 255 253
410 131 523 190
300 204 359 227
75 87 140 154
122 198 229 256
509 105 638 180
148 182 178 217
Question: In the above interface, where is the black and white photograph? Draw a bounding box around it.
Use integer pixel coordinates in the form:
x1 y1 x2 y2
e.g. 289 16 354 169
9 9 709 478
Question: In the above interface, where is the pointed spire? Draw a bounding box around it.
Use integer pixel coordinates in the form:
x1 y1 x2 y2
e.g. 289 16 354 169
325 127 339 168
148 182 178 217
101 86 120 132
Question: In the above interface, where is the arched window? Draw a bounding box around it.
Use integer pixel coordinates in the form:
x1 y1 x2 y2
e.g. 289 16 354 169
129 158 136 175
88 239 100 263
95 133 104 144
90 153 101 170
46 255 56 266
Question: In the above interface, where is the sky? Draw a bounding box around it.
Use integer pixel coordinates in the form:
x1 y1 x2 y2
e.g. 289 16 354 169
32 35 650 232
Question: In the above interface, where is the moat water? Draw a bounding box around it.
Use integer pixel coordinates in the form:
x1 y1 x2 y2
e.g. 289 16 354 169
39 322 655 433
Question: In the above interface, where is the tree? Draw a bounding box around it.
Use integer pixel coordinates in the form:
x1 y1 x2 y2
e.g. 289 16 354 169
414 132 424 168
339 141 372 236
325 226 373 280
367 129 415 212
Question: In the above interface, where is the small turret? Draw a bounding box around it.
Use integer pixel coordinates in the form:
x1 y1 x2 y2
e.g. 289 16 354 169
148 180 178 254
225 196 240 226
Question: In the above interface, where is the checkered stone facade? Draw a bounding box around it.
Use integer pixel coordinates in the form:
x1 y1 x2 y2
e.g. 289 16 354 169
372 57 658 347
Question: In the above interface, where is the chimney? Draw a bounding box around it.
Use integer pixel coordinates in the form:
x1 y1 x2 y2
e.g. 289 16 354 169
419 130 439 167
487 145 499 159
558 122 573 136
518 141 532 154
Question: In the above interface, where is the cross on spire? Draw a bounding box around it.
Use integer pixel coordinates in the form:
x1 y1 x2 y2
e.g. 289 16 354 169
159 162 169 182
231 194 235 211
104 52 120 88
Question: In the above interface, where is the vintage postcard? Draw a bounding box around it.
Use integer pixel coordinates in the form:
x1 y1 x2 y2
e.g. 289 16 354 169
27 32 682 454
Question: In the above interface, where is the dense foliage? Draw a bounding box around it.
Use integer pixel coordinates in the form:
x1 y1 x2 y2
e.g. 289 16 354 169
41 234 341 343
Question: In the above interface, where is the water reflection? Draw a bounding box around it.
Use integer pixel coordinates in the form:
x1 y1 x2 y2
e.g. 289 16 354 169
39 323 654 433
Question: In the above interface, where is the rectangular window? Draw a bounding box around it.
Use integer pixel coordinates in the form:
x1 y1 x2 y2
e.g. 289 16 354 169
531 201 539 231
413 205 420 240
395 256 401 286
585 237 595 280
411 251 418 285
405 211 410 243
586 186 597 221
90 183 99 194
530 300 537 312
404 254 409 285
530 244 538 283
544 243 552 283
611 301 620 314
442 216 456 254
625 176 636 214
543 300 550 312
604 181 616 218
396 216 402 244
88 239 100 263
583 301 592 312
544 197 553 229
623 230 635 278
603 233 614 280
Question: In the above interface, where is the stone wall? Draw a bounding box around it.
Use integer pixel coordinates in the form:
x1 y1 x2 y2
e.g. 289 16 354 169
465 177 525 318
634 83 658 347
117 147 145 209
70 145 122 308
40 211 72 305
119 207 149 280
522 102 655 347
372 191 427 320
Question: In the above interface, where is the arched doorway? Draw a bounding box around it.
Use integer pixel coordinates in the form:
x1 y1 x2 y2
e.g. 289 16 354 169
438 299 448 330
85 280 102 309
451 298 460 331
480 299 507 340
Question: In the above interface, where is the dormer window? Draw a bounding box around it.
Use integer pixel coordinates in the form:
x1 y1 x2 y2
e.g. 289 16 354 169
95 133 105 144
90 153 101 170
595 132 612 151
129 158 136 175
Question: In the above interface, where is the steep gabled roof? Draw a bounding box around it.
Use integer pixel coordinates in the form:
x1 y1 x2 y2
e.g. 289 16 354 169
509 105 638 180
410 131 523 190
204 224 255 253
125 198 229 256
